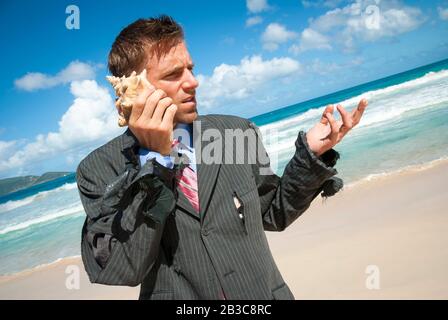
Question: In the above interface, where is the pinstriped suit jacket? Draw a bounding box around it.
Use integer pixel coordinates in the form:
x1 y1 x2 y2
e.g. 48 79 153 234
76 114 341 300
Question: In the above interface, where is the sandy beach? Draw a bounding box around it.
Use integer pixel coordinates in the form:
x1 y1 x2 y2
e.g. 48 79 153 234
1 160 447 300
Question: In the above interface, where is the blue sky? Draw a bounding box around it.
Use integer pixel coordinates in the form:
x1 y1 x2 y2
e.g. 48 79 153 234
0 0 447 178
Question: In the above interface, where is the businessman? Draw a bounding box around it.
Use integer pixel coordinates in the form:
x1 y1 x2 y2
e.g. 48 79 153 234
76 15 367 300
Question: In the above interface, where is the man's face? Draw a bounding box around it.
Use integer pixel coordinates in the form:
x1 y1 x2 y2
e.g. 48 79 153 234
145 41 199 124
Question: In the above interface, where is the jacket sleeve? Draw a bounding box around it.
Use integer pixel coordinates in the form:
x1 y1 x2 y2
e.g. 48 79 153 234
248 121 343 232
76 156 177 286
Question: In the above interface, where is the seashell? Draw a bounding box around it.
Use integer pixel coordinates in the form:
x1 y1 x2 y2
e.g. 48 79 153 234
106 69 153 127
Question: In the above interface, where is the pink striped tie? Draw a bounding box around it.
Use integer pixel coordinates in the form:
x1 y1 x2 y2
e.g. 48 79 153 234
176 166 200 213
172 139 200 214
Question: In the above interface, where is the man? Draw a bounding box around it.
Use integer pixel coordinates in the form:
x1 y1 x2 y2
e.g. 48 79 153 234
76 15 367 300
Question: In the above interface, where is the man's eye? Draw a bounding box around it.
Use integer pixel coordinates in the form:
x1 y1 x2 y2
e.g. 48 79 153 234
165 72 181 79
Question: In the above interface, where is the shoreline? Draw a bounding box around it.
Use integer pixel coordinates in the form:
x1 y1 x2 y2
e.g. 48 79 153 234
0 255 81 284
1 158 447 299
344 155 448 189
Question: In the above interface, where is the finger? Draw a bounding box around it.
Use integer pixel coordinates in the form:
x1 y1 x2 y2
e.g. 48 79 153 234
161 104 178 130
152 97 173 123
128 86 154 125
351 98 368 126
320 104 334 125
336 104 353 136
325 112 339 145
138 89 167 124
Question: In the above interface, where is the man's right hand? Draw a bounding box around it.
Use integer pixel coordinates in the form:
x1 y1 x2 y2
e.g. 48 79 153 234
128 87 178 156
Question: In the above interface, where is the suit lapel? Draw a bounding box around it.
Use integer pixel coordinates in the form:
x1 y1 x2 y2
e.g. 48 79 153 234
175 185 200 220
194 115 221 224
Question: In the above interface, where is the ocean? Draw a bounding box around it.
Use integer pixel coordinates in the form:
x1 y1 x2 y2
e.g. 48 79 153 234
1 58 447 276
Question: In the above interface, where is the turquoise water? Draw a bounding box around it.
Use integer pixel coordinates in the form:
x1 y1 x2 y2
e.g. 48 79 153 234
1 58 447 275
251 58 448 126
0 177 84 275
256 58 448 184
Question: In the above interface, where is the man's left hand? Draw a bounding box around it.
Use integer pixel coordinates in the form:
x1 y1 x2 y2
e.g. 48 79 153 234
306 98 368 157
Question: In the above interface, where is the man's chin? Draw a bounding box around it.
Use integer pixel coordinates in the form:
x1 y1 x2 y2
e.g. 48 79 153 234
175 111 198 124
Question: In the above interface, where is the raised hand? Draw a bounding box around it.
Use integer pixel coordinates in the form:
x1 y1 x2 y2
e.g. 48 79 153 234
306 99 368 157
128 87 178 156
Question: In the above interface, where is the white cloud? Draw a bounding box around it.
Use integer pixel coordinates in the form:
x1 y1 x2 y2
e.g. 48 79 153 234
14 61 96 91
261 23 298 51
348 6 423 40
247 0 270 13
0 140 17 159
246 16 263 27
438 7 448 20
289 28 332 54
196 55 301 109
0 80 123 174
295 0 425 52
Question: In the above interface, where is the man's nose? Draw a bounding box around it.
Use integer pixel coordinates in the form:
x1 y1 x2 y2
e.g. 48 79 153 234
182 69 199 90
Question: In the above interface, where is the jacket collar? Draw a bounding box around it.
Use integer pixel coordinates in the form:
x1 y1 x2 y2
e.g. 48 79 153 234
121 128 140 168
122 127 139 149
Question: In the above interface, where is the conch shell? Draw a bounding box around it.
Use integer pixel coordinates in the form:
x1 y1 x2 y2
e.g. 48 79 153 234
106 69 153 127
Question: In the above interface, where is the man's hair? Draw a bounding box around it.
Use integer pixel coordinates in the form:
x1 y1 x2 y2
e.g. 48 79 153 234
108 15 184 77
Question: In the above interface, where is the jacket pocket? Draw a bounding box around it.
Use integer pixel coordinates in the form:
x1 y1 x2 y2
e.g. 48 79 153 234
232 191 248 235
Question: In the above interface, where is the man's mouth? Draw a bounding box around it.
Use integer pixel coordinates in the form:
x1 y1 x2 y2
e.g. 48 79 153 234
182 96 196 104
